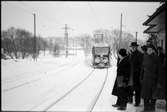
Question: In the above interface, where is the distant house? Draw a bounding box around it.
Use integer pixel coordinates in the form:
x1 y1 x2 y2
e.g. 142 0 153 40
143 3 166 53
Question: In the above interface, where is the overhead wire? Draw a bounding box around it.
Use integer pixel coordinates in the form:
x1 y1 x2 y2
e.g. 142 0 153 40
3 2 64 38
2 2 33 15
87 2 103 29
16 2 62 36
19 2 37 14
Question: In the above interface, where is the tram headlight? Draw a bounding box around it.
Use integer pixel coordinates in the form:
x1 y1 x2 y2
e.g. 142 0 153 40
103 57 108 63
95 57 100 63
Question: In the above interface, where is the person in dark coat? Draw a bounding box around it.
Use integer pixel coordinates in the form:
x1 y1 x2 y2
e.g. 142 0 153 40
156 47 166 104
140 45 148 82
154 52 166 111
126 52 133 104
141 45 147 54
129 42 143 106
140 45 160 111
112 48 130 110
157 46 165 64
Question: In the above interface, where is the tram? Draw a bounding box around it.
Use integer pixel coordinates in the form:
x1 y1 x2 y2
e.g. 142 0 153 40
92 43 111 68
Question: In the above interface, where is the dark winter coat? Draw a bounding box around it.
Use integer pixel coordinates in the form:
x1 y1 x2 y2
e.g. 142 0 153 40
112 56 130 97
141 54 160 99
153 57 166 99
129 50 143 87
157 60 166 91
158 52 165 64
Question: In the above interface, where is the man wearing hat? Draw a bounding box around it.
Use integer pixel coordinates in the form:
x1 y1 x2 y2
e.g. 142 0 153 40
129 42 143 106
140 44 161 111
112 48 130 110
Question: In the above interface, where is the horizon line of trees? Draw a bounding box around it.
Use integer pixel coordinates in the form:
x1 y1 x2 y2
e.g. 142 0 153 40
1 27 52 59
1 27 145 60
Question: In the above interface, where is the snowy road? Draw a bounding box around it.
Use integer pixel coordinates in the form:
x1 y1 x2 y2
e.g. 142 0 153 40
2 62 80 92
1 50 117 111
2 51 165 112
2 51 113 111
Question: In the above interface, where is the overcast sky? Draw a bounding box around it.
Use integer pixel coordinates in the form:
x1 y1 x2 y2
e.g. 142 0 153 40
1 1 161 40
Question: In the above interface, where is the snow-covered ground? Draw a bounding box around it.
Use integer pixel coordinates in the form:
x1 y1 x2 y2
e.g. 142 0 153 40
1 50 166 112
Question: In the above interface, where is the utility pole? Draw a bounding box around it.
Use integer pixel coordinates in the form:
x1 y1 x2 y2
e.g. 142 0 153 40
119 13 122 49
85 37 87 49
62 24 73 58
75 39 77 55
65 24 68 58
135 32 138 43
101 34 104 42
73 38 75 55
33 13 37 61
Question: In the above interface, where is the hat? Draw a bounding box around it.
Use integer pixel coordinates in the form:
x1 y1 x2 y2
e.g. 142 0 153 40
118 48 127 57
141 45 147 52
157 46 163 50
146 45 157 52
130 42 139 47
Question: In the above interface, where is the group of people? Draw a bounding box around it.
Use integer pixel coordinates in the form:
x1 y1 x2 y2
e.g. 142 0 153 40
112 42 166 111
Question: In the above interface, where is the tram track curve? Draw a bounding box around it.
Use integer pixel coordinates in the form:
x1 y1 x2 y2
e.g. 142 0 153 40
41 69 95 111
42 68 108 112
89 68 108 112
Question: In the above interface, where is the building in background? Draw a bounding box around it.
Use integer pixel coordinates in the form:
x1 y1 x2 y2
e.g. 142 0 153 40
143 3 166 53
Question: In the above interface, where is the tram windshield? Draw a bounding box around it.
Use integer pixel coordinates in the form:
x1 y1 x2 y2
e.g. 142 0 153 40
94 47 109 55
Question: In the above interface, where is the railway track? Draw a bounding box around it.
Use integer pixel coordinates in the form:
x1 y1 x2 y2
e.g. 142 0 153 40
29 69 95 111
43 69 95 111
38 68 109 112
89 68 108 112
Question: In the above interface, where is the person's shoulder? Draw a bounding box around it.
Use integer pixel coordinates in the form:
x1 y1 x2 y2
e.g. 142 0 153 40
123 56 130 62
160 52 165 56
135 50 142 56
154 55 161 61
136 50 142 54
125 55 130 59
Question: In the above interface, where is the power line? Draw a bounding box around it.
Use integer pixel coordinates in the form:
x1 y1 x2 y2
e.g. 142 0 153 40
20 2 37 13
4 2 68 38
87 2 103 29
13 2 51 35
3 2 33 15
19 2 62 36
18 3 34 14
20 2 60 26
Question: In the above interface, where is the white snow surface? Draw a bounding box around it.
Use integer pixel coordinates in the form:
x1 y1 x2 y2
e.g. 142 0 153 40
1 50 165 112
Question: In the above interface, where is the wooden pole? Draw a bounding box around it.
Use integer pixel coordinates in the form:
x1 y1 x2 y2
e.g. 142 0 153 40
33 13 37 61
